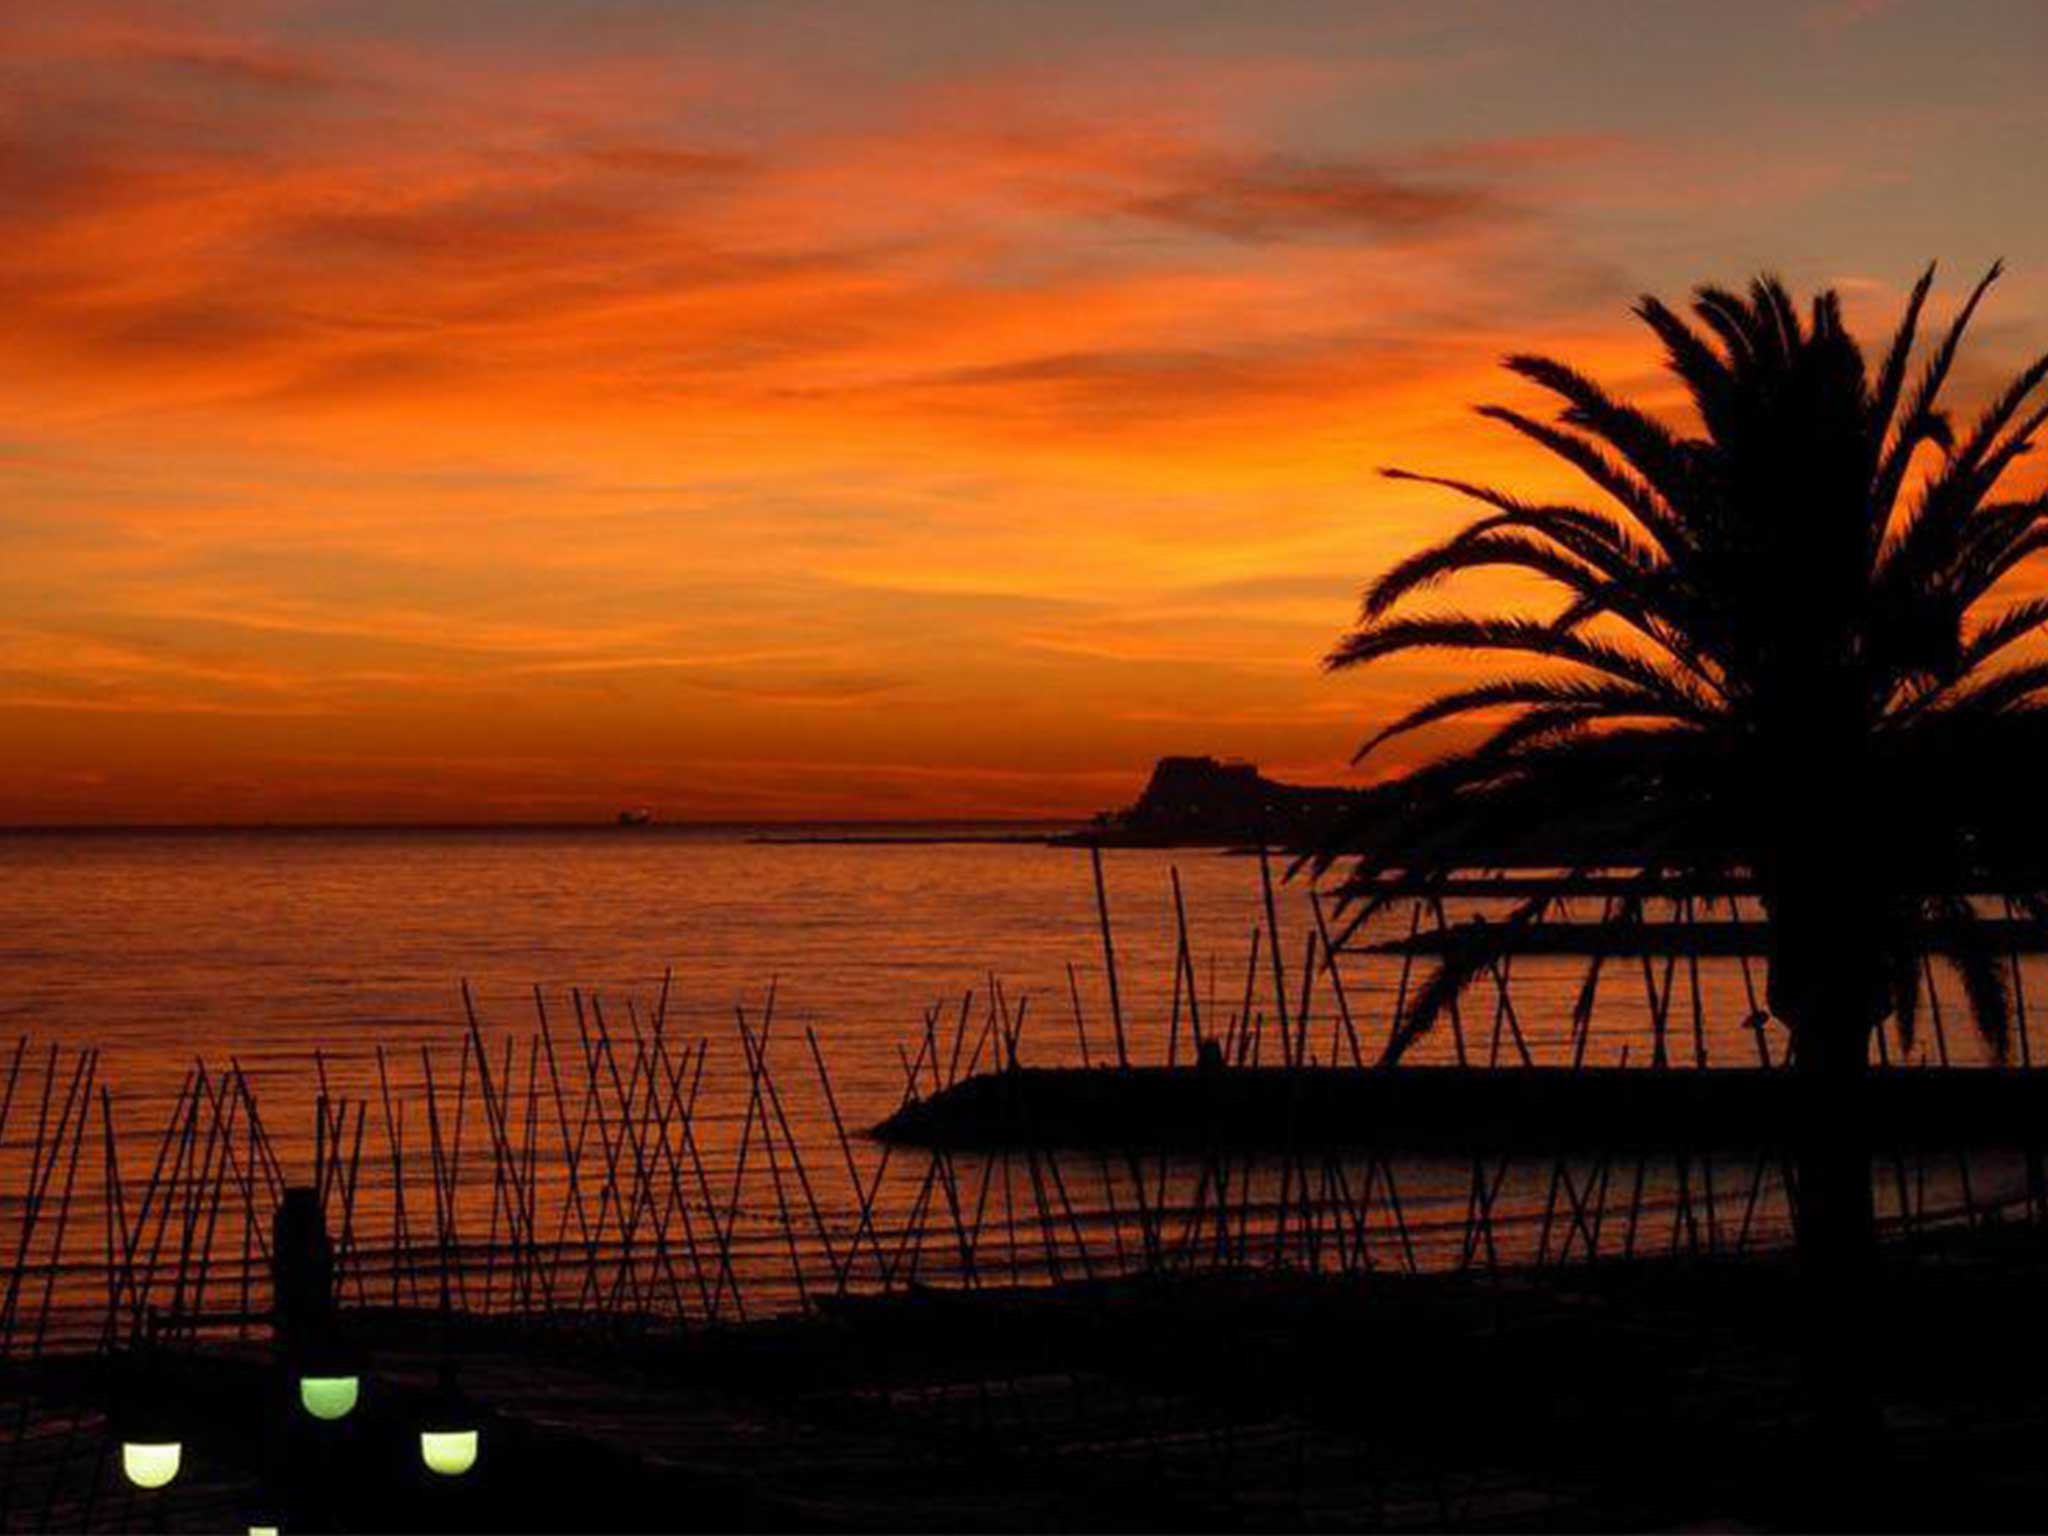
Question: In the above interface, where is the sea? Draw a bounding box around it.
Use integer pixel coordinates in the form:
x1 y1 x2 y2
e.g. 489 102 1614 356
0 825 2026 1333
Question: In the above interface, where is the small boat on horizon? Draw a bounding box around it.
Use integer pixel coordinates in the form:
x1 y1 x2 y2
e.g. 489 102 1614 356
616 808 653 826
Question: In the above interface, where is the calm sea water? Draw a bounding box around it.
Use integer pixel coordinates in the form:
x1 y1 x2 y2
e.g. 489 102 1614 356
0 826 2025 1332
0 825 2002 1091
0 824 1376 1111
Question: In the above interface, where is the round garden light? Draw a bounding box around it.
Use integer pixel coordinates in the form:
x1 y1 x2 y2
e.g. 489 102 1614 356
297 1374 360 1422
419 1427 479 1477
120 1441 181 1490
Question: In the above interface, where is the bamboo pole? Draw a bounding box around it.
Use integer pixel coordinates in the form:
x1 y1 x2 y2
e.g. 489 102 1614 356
807 1026 893 1290
1310 891 1364 1069
1090 845 1130 1069
1258 847 1293 1069
1172 867 1206 1054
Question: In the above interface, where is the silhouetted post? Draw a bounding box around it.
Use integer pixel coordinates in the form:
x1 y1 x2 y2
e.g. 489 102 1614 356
270 1186 339 1533
272 1186 333 1355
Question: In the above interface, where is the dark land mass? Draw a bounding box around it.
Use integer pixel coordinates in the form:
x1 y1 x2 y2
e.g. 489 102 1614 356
1372 917 2048 955
26 1221 2048 1531
1052 754 1700 857
1060 756 1370 850
1070 754 2048 873
874 1064 2048 1153
1061 754 1687 855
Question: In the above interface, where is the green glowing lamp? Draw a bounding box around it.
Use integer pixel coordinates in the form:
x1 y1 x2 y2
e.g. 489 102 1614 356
121 1441 181 1490
420 1428 479 1477
297 1374 360 1422
249 1526 281 1535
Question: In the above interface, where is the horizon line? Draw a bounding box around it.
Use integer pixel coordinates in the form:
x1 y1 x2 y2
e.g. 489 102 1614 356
0 815 1090 835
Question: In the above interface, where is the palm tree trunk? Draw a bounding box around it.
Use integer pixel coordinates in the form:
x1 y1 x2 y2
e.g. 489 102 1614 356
1783 981 1886 1471
1789 1019 1876 1285
1768 869 1887 1468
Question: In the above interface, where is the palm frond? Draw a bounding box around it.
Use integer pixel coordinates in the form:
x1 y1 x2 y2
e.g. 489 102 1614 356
1500 355 1692 495
1325 613 1703 705
1918 657 2048 720
1690 286 1761 376
1927 895 2012 1059
1868 264 1937 450
1351 675 1706 763
1633 295 1739 439
1874 262 2004 518
1959 511 2048 606
1473 403 1693 562
1360 524 1616 622
1957 596 2048 675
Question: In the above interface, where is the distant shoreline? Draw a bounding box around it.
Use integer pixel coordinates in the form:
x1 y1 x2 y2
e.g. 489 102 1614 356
0 820 1309 852
0 818 1081 837
748 831 1067 846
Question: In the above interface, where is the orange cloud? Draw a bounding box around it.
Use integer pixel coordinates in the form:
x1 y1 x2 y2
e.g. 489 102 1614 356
1 3 2044 822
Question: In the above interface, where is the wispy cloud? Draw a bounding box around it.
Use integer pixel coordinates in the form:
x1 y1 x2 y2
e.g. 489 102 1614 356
1123 154 1497 243
1 1 2042 820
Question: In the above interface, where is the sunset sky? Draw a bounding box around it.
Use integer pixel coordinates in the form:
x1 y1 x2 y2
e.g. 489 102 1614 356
4 0 2045 823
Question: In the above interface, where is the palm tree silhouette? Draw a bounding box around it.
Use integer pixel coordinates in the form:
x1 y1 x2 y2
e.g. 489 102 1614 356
1318 264 2048 1393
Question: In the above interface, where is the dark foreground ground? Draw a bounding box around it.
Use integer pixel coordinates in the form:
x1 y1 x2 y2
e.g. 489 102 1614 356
875 1064 2048 1152
12 1220 2048 1532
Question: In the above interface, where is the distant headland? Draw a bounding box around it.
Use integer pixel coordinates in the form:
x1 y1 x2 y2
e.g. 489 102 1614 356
1056 755 1366 849
749 755 1369 850
755 751 1729 862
